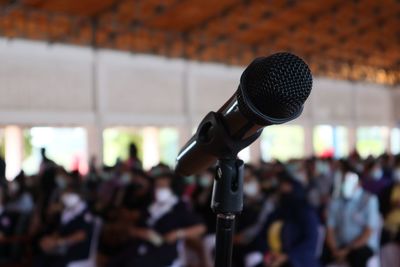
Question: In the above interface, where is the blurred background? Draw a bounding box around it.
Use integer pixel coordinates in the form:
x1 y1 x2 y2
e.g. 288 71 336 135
0 1 399 267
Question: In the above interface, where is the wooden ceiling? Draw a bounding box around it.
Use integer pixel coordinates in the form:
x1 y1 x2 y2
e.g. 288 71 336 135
0 0 400 85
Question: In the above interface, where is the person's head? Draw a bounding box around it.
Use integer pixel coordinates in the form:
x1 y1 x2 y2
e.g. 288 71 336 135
129 143 138 159
341 172 361 199
243 165 261 199
286 160 308 185
55 168 70 190
153 172 178 203
149 163 171 176
277 171 306 208
315 158 330 177
197 168 214 189
61 185 82 210
365 160 382 180
131 168 151 189
8 171 26 197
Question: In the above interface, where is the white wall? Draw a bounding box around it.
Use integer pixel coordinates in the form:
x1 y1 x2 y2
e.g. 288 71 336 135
0 39 94 125
0 38 398 162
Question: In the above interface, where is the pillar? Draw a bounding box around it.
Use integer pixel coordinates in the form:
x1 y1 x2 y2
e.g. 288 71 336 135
304 123 314 157
86 125 103 168
348 126 357 153
5 125 24 180
142 127 160 170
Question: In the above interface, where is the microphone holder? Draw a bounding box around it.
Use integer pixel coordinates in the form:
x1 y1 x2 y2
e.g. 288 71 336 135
212 158 244 267
194 112 261 267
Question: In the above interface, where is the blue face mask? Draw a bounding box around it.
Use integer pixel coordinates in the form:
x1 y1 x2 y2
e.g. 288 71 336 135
56 175 67 189
372 168 383 180
120 173 131 184
184 176 195 185
199 175 212 188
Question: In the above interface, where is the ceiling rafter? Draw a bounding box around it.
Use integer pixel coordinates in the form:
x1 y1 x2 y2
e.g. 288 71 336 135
0 0 399 85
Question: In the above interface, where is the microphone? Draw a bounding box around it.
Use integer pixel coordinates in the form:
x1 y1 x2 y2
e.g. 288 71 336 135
175 52 313 176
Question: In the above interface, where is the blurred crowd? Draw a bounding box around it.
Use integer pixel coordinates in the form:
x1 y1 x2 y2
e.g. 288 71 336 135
0 144 400 267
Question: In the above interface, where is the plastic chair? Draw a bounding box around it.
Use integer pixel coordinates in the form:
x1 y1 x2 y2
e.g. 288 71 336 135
67 216 103 267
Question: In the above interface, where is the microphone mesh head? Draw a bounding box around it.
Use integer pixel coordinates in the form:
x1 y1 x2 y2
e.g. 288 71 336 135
238 52 312 124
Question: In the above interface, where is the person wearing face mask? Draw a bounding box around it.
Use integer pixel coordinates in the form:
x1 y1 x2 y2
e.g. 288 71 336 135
108 172 205 267
263 172 320 267
233 165 275 267
362 160 391 196
324 171 380 267
193 168 215 234
5 171 34 214
119 169 152 211
35 185 94 267
379 156 400 267
191 168 216 267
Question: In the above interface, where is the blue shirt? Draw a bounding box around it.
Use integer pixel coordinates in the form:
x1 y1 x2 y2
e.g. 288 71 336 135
327 189 380 251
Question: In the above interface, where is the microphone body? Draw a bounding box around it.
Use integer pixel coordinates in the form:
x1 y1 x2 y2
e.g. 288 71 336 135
176 53 313 176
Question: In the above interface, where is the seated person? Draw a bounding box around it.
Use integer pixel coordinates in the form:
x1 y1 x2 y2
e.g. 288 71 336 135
35 184 94 267
0 187 15 261
233 165 275 267
108 172 206 267
324 171 380 267
379 158 400 267
5 171 34 214
263 172 320 267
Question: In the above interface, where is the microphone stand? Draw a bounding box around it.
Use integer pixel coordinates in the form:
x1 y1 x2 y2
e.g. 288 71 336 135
212 158 244 267
181 112 261 267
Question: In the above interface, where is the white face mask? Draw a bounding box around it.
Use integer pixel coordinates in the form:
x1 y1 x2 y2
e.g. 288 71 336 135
155 188 173 203
394 168 400 183
243 180 260 197
342 172 359 199
372 168 383 180
62 193 81 209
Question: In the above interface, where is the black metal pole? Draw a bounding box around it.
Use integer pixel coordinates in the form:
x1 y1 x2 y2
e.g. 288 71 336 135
212 159 244 267
215 214 235 267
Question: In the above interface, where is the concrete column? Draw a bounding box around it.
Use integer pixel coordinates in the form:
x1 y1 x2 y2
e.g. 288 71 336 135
86 125 103 168
348 126 357 153
383 126 392 153
304 123 314 157
142 127 160 170
5 125 24 180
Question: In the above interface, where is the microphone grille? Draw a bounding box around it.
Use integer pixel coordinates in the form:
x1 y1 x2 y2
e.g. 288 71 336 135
238 52 312 124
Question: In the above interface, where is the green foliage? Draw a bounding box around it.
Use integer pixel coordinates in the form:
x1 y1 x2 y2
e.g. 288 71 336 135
356 127 386 157
23 130 33 159
0 135 4 158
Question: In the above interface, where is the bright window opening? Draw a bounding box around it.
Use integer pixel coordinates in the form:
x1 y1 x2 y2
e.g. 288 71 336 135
261 125 304 162
22 127 88 175
356 127 389 157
